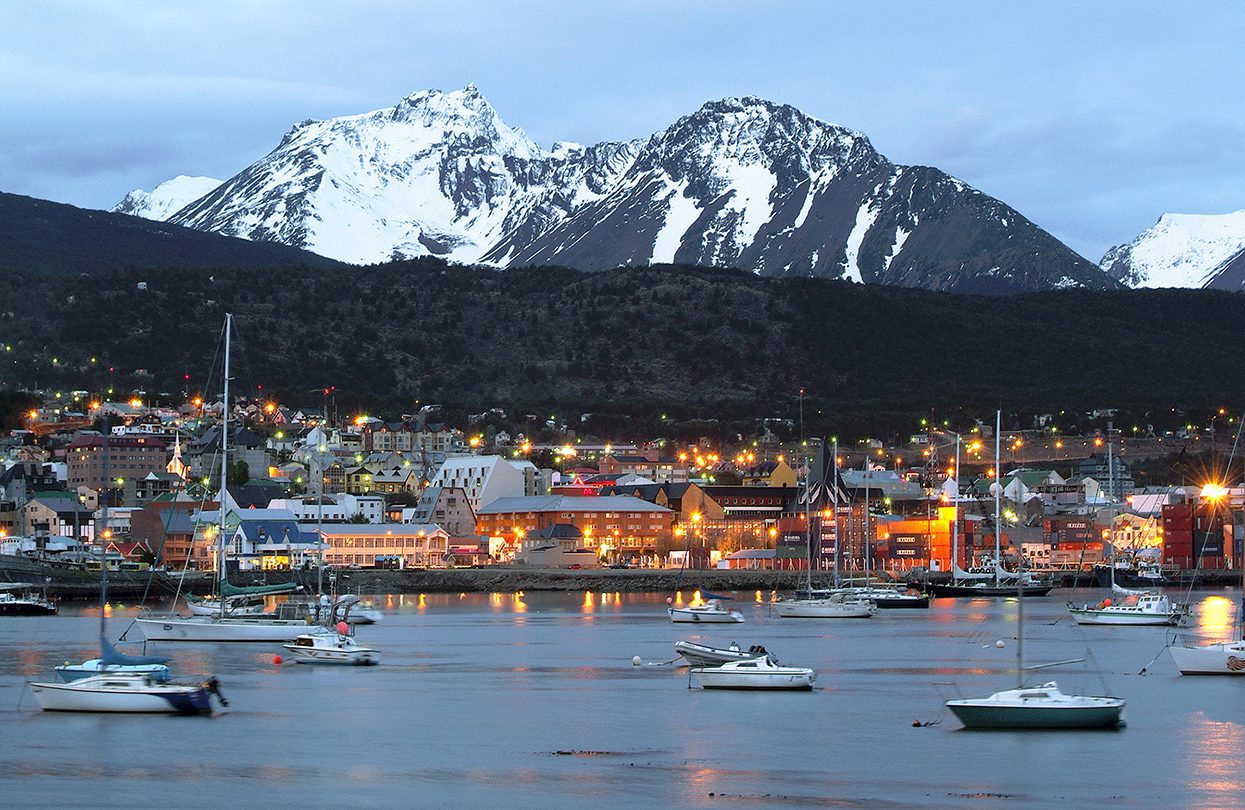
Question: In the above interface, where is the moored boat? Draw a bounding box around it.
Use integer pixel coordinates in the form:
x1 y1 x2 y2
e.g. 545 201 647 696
674 640 770 667
692 656 815 690
283 630 379 666
1067 589 1188 626
0 583 57 616
668 599 744 623
772 595 875 618
28 672 226 715
945 682 1125 729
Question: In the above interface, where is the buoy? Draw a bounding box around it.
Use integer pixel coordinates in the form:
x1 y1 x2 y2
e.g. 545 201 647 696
995 640 1005 649
336 621 349 635
632 656 642 666
912 719 922 727
1103 598 1113 607
273 654 283 665
665 597 673 605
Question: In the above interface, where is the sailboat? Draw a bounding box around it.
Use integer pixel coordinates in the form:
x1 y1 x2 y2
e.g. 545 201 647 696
772 439 875 619
135 314 329 643
927 415 1052 598
29 436 226 714
945 452 1126 730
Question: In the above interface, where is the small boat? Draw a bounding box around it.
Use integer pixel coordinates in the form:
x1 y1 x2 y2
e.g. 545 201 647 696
28 672 227 715
772 595 875 618
56 637 170 683
668 599 744 623
945 682 1125 729
1094 560 1173 589
0 583 57 616
674 640 771 667
692 656 815 690
1067 588 1188 626
283 632 379 666
798 586 929 609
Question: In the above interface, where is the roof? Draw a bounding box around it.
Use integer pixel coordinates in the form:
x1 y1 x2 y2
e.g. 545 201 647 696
477 495 673 514
316 523 447 537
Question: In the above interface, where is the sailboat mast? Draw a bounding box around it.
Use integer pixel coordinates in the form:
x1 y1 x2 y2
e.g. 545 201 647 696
98 428 110 642
832 438 839 587
952 433 960 578
218 314 231 620
994 410 1001 589
863 458 870 582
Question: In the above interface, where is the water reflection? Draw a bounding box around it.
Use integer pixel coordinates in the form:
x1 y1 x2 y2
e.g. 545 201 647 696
1186 714 1245 807
1197 595 1234 637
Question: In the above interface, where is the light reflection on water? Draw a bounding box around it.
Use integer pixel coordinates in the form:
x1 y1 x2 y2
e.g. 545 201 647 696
1 588 1241 806
1197 595 1234 637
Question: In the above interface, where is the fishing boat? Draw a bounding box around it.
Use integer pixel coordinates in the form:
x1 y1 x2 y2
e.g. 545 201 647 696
0 582 57 615
29 673 226 715
692 656 815 690
1093 559 1174 589
1068 589 1188 626
674 640 771 667
283 627 380 666
944 411 1125 730
135 315 333 644
668 599 744 623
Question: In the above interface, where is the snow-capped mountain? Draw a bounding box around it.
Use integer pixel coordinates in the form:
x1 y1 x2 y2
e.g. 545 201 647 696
112 175 222 221
1101 210 1245 290
121 86 1113 293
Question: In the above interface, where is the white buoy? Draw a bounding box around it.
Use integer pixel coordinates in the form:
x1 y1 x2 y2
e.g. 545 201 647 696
632 656 642 666
995 640 1006 649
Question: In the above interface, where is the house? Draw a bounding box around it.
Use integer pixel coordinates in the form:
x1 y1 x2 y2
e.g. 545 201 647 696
317 523 449 569
232 511 320 571
408 486 477 537
475 494 673 559
23 491 95 543
515 524 599 568
740 459 797 488
428 455 547 512
130 497 217 569
267 493 384 524
370 467 420 494
597 452 689 483
1076 454 1134 500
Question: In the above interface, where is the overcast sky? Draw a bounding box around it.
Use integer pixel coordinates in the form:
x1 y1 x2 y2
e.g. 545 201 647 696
3 1 1242 260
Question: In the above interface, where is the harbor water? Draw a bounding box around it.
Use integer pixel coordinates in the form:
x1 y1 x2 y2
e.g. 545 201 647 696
2 589 1243 808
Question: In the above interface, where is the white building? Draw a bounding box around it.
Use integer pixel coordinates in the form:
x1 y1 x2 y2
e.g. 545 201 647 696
267 493 385 524
428 455 550 511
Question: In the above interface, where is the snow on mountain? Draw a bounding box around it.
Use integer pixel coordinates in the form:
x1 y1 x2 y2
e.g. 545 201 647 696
1101 210 1245 289
112 175 222 221
121 86 1114 293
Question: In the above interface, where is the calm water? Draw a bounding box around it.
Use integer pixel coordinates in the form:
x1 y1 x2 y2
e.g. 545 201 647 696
2 588 1244 808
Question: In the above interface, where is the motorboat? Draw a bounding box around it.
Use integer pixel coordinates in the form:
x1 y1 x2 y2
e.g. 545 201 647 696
668 599 744 623
674 640 771 667
945 682 1125 729
28 672 227 715
0 583 57 616
1067 588 1188 626
283 631 379 666
692 656 815 690
55 638 170 683
1094 560 1173 589
772 595 875 618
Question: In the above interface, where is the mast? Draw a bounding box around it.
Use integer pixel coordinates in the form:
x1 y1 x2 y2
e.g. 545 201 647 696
994 410 1001 589
1106 421 1114 502
952 433 960 580
863 457 870 582
799 389 811 589
98 428 110 643
218 314 231 620
832 438 840 587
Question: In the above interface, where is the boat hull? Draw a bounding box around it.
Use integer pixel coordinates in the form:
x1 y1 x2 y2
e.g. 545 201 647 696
772 600 874 618
28 677 212 714
927 583 1053 598
1169 642 1245 675
946 701 1124 729
283 647 379 666
673 641 768 667
1067 608 1180 626
135 616 318 642
0 601 57 616
694 669 815 690
668 607 744 623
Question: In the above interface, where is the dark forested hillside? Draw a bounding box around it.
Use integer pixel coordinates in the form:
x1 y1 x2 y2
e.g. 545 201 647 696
1 259 1243 437
0 192 343 276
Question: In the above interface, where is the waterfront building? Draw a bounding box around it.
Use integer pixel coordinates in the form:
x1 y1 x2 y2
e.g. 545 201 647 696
476 495 673 560
317 523 449 569
429 455 548 512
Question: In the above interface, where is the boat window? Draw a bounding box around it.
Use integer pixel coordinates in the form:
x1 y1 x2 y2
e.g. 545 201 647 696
738 662 757 668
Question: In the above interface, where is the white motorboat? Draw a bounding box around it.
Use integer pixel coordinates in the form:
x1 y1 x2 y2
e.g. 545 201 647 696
283 632 379 666
772 595 875 619
945 682 1125 729
674 640 771 667
668 599 744 623
692 656 815 690
28 672 226 715
1067 589 1188 626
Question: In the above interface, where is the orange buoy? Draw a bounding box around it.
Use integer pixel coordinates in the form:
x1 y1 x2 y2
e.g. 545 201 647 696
273 654 283 665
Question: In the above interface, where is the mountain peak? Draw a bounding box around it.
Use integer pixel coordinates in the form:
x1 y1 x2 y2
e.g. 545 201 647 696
1102 208 1245 289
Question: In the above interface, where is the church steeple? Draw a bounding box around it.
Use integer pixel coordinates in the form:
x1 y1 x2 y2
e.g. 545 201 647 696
167 434 188 480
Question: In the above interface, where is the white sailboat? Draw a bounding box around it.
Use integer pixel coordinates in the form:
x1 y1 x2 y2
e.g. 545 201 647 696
135 314 328 643
692 656 816 690
944 411 1126 730
668 598 745 623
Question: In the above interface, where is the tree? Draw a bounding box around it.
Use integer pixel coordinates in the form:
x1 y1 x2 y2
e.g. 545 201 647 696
228 460 250 486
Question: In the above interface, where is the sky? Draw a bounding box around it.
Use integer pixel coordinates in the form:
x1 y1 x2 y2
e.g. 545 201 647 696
2 1 1242 261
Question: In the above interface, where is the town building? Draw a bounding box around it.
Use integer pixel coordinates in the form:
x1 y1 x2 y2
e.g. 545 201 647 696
476 494 673 561
317 524 449 569
66 435 167 493
428 455 549 511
